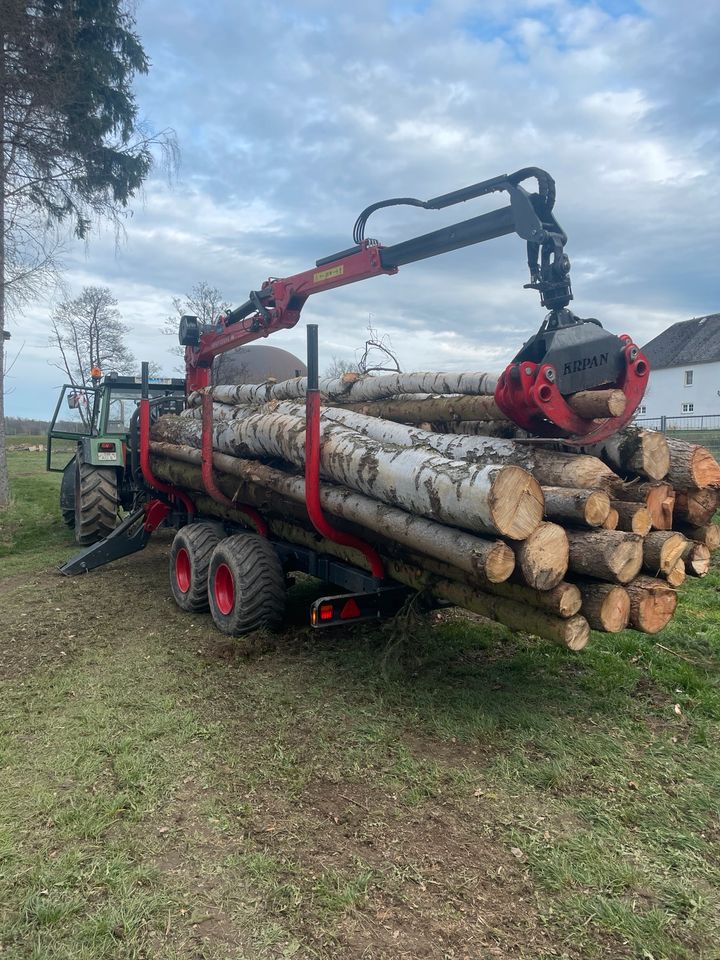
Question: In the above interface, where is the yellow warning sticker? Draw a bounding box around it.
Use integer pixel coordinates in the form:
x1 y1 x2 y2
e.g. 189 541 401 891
313 265 344 284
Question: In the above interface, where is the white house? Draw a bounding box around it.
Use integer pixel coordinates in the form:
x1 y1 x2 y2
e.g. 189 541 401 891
640 313 720 420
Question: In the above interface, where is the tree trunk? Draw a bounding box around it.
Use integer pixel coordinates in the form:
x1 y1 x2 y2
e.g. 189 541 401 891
429 420 517 438
338 394 506 423
566 389 627 419
565 529 643 583
674 522 720 550
480 579 582 618
149 441 515 582
509 522 569 590
674 487 719 525
0 38 8 510
665 437 720 488
542 487 611 527
576 582 630 633
613 481 675 530
682 540 711 577
602 508 619 530
624 576 677 634
610 501 652 535
153 411 543 539
582 426 670 481
642 531 688 575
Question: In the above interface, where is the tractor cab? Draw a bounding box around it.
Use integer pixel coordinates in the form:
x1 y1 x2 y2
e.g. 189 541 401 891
47 373 186 543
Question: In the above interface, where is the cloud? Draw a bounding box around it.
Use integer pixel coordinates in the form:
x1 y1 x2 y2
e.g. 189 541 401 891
7 0 719 417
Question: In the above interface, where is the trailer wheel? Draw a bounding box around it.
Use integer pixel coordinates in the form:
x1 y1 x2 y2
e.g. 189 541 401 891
60 457 76 528
208 534 285 636
74 447 119 545
169 522 225 612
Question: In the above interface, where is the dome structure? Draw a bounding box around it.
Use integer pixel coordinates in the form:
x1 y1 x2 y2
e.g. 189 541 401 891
212 344 307 385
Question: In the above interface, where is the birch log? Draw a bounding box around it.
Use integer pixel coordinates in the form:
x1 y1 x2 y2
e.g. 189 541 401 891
565 530 643 583
643 531 688 575
152 412 543 539
576 582 631 633
665 437 720 488
625 576 677 634
509 522 569 590
338 395 506 423
542 487 611 527
149 441 515 582
582 427 670 481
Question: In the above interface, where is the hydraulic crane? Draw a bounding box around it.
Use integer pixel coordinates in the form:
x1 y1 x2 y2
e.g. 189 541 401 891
180 166 649 444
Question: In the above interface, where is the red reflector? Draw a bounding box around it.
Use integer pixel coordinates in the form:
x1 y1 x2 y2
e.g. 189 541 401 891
340 598 361 620
319 603 334 621
99 442 116 451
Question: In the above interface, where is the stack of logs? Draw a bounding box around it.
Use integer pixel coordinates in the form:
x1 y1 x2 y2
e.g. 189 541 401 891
149 371 720 652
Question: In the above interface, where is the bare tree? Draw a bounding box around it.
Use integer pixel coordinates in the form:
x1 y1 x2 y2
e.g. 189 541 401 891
324 323 402 379
50 286 135 388
163 281 231 372
0 0 178 505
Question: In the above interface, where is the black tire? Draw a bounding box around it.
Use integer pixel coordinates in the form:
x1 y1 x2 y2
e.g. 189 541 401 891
169 522 225 612
74 447 119 545
60 457 76 528
208 534 286 636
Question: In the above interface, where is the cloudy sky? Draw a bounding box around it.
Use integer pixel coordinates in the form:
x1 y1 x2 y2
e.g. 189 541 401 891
6 0 720 417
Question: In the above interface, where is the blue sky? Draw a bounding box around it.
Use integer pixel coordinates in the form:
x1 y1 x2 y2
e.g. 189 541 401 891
5 0 720 417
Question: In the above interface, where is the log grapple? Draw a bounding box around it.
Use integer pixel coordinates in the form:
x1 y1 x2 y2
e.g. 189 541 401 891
181 167 649 443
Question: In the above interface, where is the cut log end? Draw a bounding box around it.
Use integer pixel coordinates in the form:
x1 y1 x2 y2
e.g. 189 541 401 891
578 582 630 633
682 540 711 577
490 465 544 540
665 559 686 588
602 508 619 530
567 388 627 419
639 432 671 481
513 522 569 591
563 615 591 651
484 542 516 584
625 576 677 634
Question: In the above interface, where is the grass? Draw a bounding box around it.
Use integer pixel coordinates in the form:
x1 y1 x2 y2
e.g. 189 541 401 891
0 451 719 958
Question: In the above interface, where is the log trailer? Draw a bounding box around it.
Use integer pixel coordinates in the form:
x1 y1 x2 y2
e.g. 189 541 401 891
57 168 651 637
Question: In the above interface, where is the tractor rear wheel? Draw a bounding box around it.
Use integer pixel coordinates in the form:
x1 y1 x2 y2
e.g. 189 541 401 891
74 447 119 545
208 534 286 636
169 522 225 612
60 457 76 528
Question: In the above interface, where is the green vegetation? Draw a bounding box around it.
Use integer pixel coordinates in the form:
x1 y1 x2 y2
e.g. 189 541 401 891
0 450 719 958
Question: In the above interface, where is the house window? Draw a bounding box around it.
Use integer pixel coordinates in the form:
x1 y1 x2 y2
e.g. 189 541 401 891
682 403 694 413
638 405 647 414
684 370 694 386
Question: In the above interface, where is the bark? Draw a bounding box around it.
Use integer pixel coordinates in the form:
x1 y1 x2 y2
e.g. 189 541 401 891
665 437 720 489
510 522 569 590
610 501 652 535
582 427 670 481
642 531 688 575
665 559 686 588
682 540 711 577
542 487 610 527
613 481 675 530
566 389 627 419
624 576 677 634
430 420 517 439
149 441 515 582
338 395 506 424
178 490 589 649
674 488 719 525
602 508 619 530
576 582 630 633
153 411 543 539
565 529 643 583
674 523 720 551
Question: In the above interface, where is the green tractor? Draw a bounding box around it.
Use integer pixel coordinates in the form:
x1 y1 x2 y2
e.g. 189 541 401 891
47 373 186 544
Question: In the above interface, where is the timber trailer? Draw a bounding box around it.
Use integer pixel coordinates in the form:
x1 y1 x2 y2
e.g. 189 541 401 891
57 168 650 636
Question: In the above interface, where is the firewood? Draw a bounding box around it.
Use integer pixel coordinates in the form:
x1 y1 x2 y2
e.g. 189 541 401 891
643 531 688 575
682 541 711 577
665 437 720 488
576 582 630 633
602 508 619 530
674 488 719 526
624 576 677 634
674 523 720 551
613 481 675 530
665 559 686 588
565 529 643 583
542 487 611 527
567 389 627 419
610 501 652 535
509 522 569 590
582 426 670 481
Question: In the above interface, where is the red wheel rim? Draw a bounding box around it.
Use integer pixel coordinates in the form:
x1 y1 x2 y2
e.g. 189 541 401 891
214 563 235 615
175 547 191 593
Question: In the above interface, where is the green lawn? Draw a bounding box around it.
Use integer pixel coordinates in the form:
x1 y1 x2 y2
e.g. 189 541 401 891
0 450 719 958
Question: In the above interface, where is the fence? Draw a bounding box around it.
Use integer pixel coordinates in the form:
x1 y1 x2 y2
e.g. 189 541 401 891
636 414 720 456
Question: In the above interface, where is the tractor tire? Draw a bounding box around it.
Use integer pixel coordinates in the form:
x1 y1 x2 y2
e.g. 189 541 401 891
74 448 119 545
60 458 76 529
208 534 286 636
169 522 225 613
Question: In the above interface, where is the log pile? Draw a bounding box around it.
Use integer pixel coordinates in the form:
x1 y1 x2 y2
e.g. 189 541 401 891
149 371 720 649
